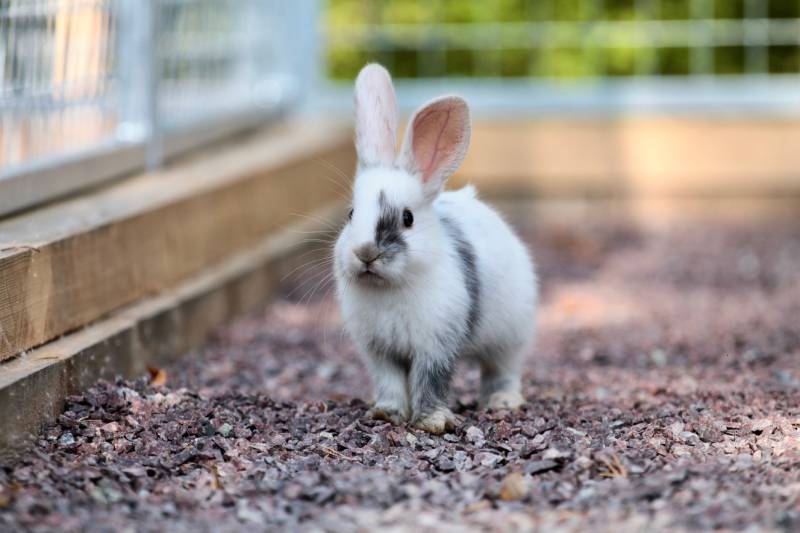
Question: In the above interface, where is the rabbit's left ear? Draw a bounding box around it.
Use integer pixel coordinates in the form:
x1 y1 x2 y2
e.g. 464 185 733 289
354 64 399 168
397 96 471 199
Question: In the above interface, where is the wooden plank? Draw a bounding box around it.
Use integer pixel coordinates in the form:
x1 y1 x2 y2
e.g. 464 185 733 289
454 118 800 196
0 205 340 458
0 120 355 361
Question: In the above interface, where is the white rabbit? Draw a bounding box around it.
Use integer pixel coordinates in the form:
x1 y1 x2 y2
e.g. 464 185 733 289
334 64 538 434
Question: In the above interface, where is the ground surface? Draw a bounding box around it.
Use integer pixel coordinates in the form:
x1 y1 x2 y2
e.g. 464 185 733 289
2 200 800 532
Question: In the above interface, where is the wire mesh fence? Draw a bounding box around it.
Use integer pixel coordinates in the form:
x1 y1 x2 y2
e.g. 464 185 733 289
3 1 800 213
156 0 293 125
0 0 118 169
0 0 298 211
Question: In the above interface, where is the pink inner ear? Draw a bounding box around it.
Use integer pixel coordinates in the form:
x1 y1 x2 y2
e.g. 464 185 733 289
411 102 464 184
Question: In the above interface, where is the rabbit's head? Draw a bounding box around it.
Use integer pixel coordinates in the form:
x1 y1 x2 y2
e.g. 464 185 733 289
334 64 471 288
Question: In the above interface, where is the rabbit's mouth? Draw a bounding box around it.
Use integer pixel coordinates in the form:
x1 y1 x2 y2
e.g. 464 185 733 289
357 268 388 286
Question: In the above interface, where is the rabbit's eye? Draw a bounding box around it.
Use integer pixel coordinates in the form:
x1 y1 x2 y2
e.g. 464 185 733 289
348 208 354 221
402 209 413 228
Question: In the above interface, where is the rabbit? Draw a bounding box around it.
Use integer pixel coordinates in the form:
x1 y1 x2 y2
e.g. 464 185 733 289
334 63 538 434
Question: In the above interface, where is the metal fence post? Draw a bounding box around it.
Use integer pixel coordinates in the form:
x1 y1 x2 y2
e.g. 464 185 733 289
290 0 319 109
144 0 162 169
118 0 161 169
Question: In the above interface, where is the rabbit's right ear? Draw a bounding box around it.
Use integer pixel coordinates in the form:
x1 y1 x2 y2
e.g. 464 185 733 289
354 64 399 168
396 95 470 200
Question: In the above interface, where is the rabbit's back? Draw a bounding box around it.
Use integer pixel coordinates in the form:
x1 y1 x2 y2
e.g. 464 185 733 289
435 186 538 359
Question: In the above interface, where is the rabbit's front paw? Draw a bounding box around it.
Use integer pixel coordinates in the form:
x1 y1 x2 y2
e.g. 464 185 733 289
486 391 524 411
413 407 456 435
368 405 406 425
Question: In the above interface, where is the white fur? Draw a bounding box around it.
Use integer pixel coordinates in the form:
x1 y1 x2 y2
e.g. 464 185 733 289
334 64 538 432
354 64 399 167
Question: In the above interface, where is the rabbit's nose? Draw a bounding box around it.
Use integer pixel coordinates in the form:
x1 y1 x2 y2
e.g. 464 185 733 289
354 243 380 265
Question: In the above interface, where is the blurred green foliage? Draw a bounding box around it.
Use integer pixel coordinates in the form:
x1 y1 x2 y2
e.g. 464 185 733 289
326 0 800 81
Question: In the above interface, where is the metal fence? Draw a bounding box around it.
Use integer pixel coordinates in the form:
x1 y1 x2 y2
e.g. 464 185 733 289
4 1 800 216
1 0 117 170
0 0 305 217
321 0 800 113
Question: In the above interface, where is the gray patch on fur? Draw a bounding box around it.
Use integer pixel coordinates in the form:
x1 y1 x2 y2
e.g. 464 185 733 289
411 356 455 418
368 336 411 373
479 371 513 398
439 215 481 339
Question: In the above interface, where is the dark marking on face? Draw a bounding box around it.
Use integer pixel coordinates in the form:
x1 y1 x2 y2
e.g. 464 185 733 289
375 190 407 260
439 215 481 339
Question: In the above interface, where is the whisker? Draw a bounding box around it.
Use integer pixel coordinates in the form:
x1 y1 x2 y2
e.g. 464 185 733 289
315 158 354 191
289 212 343 232
280 255 334 283
291 228 340 237
285 264 334 298
300 272 335 307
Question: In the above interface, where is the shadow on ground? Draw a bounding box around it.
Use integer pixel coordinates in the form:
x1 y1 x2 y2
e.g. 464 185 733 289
2 200 799 531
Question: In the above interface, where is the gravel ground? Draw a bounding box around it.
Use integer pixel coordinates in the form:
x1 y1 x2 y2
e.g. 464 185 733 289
2 200 800 532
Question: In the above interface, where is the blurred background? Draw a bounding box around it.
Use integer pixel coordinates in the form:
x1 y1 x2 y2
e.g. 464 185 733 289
323 0 800 111
328 0 800 81
2 0 800 216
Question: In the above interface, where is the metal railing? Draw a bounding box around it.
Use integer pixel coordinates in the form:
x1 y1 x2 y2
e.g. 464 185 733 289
321 0 800 114
0 0 306 217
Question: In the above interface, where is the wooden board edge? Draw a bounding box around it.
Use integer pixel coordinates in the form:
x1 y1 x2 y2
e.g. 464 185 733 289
0 204 343 460
0 120 355 362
